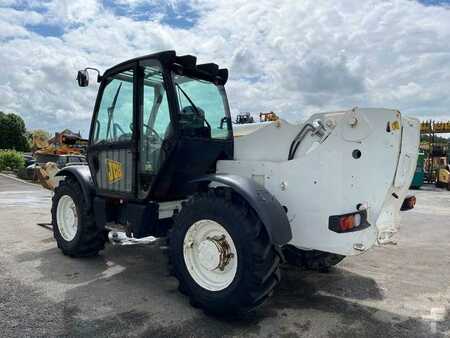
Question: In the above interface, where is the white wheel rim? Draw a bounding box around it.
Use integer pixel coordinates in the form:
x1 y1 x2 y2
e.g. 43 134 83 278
183 219 238 292
56 195 78 241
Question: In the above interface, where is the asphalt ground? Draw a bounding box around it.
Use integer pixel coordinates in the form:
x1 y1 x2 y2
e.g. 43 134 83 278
0 174 449 337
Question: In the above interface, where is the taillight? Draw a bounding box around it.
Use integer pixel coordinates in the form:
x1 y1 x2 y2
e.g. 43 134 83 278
339 215 355 231
329 210 370 233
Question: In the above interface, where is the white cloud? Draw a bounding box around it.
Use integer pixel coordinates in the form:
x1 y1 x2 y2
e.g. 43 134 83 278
112 0 182 9
0 7 43 25
0 0 450 136
0 0 16 6
43 0 102 24
0 24 29 39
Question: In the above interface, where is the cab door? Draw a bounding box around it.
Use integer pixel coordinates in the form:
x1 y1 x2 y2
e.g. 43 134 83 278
88 65 137 197
137 60 173 198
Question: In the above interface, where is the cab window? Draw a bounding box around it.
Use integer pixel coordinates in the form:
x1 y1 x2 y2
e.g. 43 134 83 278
93 69 134 143
139 64 171 195
173 74 231 140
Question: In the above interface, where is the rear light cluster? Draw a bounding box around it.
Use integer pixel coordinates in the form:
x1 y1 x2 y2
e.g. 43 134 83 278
339 213 361 232
329 210 369 233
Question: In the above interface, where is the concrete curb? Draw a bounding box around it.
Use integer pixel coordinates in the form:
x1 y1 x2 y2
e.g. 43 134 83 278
0 172 42 188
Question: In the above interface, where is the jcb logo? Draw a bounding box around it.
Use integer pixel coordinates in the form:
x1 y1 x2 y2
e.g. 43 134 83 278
390 120 401 131
106 159 123 184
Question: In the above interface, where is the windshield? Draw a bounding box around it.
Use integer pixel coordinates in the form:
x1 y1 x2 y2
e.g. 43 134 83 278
173 74 232 140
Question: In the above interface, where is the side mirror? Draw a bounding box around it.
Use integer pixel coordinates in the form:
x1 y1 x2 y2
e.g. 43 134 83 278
77 70 89 87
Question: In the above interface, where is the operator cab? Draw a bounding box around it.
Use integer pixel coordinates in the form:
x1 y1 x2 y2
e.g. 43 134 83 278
78 51 233 201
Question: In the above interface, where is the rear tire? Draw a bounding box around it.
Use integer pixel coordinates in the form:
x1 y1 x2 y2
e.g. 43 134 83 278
283 245 345 272
168 189 282 316
51 178 106 257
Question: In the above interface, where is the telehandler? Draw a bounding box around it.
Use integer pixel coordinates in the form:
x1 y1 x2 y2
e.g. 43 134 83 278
52 51 420 315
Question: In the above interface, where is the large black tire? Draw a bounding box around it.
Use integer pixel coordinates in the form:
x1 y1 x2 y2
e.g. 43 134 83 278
168 189 282 316
51 178 106 257
283 245 345 272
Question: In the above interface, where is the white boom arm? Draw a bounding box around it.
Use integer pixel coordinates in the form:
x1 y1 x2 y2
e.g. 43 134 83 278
218 108 420 256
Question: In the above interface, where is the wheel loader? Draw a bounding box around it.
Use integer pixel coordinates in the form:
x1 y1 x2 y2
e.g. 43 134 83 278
52 50 420 315
436 166 450 190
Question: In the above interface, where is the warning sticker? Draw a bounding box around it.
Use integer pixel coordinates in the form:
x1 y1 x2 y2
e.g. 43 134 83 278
390 120 401 131
106 159 123 184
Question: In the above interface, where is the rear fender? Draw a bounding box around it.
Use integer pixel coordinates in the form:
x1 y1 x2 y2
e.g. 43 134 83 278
55 165 94 206
191 174 292 245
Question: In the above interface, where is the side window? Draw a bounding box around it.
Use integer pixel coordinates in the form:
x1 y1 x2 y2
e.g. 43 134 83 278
93 69 134 143
173 75 231 140
142 84 170 138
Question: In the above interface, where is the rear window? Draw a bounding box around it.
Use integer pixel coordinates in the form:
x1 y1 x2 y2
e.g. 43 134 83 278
69 157 80 163
57 157 67 166
35 154 60 164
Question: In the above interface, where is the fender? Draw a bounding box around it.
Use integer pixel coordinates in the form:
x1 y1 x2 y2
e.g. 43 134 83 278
191 174 292 245
55 165 95 206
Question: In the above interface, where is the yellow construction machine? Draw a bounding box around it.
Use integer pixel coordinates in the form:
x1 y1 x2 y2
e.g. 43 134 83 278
32 130 88 190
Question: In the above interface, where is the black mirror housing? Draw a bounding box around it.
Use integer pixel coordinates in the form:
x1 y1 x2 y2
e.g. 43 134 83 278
77 70 89 87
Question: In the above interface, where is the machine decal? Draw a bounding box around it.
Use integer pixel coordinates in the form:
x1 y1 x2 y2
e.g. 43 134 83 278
390 120 401 131
106 159 123 183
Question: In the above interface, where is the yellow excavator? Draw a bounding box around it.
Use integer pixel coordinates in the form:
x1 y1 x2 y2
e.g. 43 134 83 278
259 111 279 122
32 130 87 190
436 163 450 190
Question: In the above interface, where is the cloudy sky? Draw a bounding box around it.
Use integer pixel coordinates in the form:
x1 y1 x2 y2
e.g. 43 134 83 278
0 0 449 137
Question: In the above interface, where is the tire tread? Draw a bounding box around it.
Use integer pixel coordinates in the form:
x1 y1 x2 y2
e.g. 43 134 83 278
167 189 282 316
51 178 106 257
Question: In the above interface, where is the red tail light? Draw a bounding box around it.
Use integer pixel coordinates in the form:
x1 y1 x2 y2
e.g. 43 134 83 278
339 215 355 231
329 210 370 233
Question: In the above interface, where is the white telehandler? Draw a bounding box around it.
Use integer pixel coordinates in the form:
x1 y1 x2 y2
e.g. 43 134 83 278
51 51 420 315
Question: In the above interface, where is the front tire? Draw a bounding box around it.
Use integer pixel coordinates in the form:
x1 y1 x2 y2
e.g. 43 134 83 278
169 190 282 315
52 178 106 257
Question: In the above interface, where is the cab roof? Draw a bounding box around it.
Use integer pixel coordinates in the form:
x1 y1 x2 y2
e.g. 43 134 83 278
103 50 229 85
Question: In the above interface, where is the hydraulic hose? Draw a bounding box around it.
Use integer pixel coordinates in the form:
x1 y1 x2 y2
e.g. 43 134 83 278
288 123 315 160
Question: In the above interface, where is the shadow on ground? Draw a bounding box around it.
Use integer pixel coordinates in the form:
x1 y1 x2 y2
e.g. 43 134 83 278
9 241 448 338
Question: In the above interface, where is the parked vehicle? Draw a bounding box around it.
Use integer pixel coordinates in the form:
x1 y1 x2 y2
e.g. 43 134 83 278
32 154 87 189
23 154 36 167
410 152 425 189
51 51 420 315
35 153 86 168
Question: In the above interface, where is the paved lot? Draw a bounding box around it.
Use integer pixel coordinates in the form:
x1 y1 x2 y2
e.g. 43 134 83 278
0 174 449 337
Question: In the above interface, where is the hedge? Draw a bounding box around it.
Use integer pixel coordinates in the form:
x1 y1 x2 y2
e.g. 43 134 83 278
0 149 25 171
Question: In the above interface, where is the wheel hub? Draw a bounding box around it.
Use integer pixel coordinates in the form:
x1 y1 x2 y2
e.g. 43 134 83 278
56 195 78 241
183 219 238 291
198 235 234 271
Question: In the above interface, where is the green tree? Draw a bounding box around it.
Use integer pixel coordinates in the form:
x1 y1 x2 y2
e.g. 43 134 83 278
0 111 30 151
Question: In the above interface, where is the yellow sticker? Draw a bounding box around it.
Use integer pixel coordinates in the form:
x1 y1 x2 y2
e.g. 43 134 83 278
106 159 123 184
390 120 400 131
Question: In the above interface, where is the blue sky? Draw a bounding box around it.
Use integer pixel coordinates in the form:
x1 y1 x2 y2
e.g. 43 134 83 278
0 0 450 136
419 0 450 5
11 0 201 36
